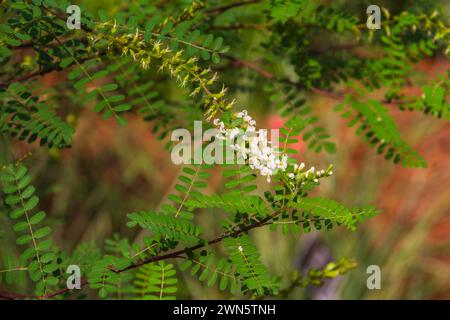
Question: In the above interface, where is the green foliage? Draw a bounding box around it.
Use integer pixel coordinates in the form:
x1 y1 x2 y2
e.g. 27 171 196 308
293 197 380 232
186 193 269 218
270 0 304 23
0 255 27 286
264 82 336 155
0 0 447 301
223 234 279 296
108 59 177 140
132 261 177 300
0 164 59 295
335 99 427 167
264 2 449 166
267 196 380 234
164 164 213 220
87 256 128 299
67 243 101 272
86 235 134 299
180 251 238 292
405 73 450 120
127 211 202 244
223 164 258 193
0 83 74 148
284 113 336 155
421 84 449 119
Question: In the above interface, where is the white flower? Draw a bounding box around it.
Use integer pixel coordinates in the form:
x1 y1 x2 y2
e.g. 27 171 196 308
216 133 226 140
246 125 256 133
306 166 315 176
236 110 248 118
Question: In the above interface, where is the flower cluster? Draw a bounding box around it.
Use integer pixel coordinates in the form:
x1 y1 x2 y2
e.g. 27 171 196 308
214 110 288 182
286 163 334 191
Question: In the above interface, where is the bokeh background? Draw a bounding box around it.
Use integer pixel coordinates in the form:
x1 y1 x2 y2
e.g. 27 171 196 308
1 0 449 299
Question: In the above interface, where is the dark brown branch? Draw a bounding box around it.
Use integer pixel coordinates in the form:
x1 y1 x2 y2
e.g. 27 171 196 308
210 23 269 30
42 278 89 300
0 278 89 300
115 208 285 273
0 291 32 300
0 53 104 88
224 54 275 80
0 68 56 88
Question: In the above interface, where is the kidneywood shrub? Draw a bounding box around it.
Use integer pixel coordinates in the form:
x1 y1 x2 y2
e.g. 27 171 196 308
0 0 448 299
